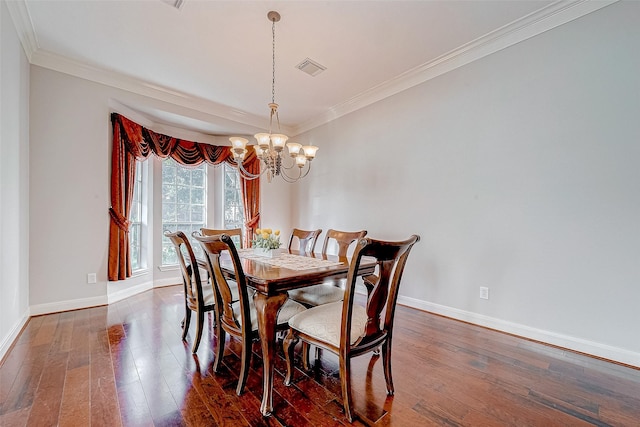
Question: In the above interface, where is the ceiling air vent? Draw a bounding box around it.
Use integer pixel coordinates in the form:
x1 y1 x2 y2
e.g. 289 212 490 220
161 0 185 10
296 58 326 77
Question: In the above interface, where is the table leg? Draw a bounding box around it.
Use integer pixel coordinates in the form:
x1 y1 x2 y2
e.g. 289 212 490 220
253 291 288 417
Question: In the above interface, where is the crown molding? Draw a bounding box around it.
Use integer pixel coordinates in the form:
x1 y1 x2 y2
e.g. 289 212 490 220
5 0 38 61
7 0 617 137
29 49 294 135
291 0 619 136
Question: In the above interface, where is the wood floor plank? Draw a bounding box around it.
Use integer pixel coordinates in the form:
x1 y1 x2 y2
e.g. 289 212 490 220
0 347 47 415
25 350 69 425
2 285 639 426
58 365 91 426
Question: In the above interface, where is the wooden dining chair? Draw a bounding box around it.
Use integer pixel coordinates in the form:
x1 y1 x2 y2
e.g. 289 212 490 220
283 235 420 422
288 229 367 307
288 228 322 254
193 233 307 396
164 230 216 353
201 227 243 248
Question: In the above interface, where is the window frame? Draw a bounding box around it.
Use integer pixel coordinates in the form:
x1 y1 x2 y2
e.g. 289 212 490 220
160 158 208 266
129 160 148 274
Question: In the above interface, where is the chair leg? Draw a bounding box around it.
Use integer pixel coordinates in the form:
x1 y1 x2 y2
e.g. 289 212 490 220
212 326 225 373
283 330 299 386
382 341 394 395
182 307 191 341
340 356 355 422
191 309 205 353
236 333 253 395
302 342 311 371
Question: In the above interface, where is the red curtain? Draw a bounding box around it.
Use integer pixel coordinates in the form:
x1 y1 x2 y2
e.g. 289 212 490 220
109 113 260 281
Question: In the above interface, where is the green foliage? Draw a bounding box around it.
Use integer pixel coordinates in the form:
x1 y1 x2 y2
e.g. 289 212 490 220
251 228 282 249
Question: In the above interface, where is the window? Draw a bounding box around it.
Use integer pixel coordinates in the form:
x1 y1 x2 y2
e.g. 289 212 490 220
224 164 245 229
223 164 245 247
161 158 207 265
129 161 145 272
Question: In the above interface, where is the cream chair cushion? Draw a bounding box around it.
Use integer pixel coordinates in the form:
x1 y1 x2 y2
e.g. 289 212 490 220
287 301 367 346
199 277 239 306
233 297 307 331
287 284 345 307
200 280 216 306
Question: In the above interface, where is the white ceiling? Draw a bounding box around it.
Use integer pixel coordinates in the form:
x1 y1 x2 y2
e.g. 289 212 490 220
11 0 591 137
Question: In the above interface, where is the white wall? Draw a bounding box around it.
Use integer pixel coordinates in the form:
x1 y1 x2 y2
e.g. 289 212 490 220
292 2 640 366
28 65 293 314
0 0 30 359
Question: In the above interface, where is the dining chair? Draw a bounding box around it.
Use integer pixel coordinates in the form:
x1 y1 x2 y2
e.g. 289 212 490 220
288 229 367 307
288 228 322 254
164 230 215 353
193 232 307 396
201 227 243 248
283 234 420 422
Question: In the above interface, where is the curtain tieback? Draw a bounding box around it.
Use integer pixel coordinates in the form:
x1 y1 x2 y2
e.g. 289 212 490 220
245 215 260 229
109 207 131 232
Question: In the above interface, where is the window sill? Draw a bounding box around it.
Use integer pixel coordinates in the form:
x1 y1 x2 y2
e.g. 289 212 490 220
130 269 150 278
158 264 179 272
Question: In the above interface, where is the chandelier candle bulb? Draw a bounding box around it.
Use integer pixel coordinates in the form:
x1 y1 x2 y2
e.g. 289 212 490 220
270 134 288 151
302 145 319 159
286 142 302 156
237 149 248 161
254 133 271 148
230 137 248 149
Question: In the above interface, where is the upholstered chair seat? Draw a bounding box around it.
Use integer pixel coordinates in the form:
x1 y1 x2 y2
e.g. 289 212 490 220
234 297 307 331
287 284 346 308
287 301 367 347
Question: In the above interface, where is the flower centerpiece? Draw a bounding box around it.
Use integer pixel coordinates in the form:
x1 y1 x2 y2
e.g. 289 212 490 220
252 228 285 257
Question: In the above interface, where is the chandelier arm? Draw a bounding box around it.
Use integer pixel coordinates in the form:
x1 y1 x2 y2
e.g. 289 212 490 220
279 155 297 171
236 160 265 180
279 169 301 183
299 162 312 179
280 162 311 183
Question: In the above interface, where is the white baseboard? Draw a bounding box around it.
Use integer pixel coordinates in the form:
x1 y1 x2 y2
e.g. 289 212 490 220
107 281 153 304
28 279 179 317
398 295 640 369
0 308 30 362
30 295 108 316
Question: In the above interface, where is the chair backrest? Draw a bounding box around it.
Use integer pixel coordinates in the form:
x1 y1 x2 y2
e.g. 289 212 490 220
201 227 243 248
193 233 250 336
164 230 206 307
288 228 322 253
341 235 420 351
321 229 368 257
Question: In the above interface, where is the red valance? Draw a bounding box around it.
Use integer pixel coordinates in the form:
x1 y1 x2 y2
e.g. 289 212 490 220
109 113 260 281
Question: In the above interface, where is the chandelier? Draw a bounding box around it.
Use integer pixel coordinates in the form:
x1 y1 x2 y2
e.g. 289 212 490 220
229 11 318 183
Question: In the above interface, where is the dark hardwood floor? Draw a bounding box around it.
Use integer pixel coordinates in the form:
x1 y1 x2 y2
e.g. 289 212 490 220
1 285 639 426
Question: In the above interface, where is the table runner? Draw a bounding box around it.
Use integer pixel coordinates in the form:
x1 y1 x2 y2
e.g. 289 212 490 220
238 249 343 271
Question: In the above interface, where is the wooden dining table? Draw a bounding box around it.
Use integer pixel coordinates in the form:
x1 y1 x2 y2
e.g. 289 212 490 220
219 249 377 417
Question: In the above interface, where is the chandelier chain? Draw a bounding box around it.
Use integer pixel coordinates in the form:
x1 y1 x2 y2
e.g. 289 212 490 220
272 18 276 105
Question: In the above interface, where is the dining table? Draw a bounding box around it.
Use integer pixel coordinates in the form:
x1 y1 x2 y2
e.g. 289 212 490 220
218 248 377 417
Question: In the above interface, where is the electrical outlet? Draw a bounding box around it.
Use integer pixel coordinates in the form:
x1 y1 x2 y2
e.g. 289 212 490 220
87 273 97 284
479 286 489 300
